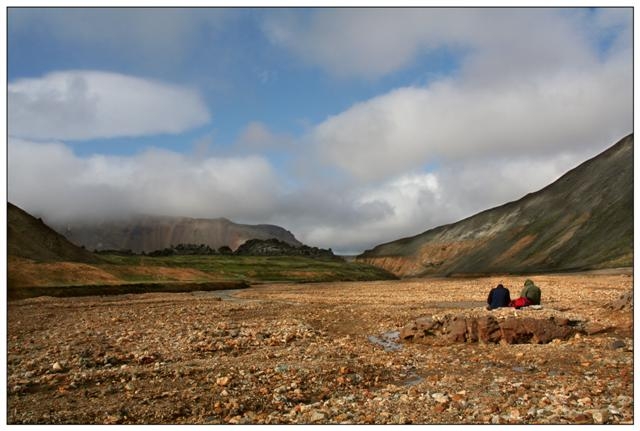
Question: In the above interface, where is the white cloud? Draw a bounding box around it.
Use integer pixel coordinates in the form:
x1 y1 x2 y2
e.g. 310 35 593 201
9 70 211 141
9 8 233 69
7 135 619 255
305 9 632 184
264 8 441 79
282 150 595 253
264 9 630 80
8 138 279 224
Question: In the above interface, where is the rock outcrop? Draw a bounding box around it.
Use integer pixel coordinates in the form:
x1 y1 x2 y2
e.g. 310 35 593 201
400 312 583 345
234 238 337 258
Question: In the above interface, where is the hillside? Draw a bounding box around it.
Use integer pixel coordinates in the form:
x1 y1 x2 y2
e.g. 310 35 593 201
8 204 395 294
357 134 633 277
8 202 101 264
53 215 302 253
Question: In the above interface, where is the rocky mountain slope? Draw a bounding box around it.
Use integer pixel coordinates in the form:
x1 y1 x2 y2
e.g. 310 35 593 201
54 215 302 253
357 134 633 277
8 202 101 264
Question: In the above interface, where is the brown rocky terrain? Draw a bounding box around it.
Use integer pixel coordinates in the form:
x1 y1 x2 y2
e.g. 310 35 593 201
358 134 633 277
7 271 633 424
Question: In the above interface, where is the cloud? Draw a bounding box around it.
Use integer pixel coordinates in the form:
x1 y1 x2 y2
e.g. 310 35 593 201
9 8 233 69
8 138 279 224
311 60 631 182
9 70 211 141
301 8 632 183
7 134 616 255
263 8 442 79
264 8 628 81
280 150 594 253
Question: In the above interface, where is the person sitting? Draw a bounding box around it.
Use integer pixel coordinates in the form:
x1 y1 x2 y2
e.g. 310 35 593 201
486 284 511 310
520 279 541 305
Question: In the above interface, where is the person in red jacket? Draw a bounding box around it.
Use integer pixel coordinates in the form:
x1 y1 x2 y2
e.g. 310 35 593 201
486 284 511 310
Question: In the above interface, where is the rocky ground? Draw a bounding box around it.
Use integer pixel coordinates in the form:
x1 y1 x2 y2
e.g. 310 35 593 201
6 271 634 424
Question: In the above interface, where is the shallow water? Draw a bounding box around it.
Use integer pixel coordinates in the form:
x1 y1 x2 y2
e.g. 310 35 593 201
192 289 247 301
367 330 402 352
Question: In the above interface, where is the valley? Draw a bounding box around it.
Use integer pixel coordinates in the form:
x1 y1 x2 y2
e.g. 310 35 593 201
7 272 633 424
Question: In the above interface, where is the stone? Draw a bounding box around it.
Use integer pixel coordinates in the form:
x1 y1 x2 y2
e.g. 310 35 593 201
607 291 633 311
415 317 438 332
448 319 468 342
500 319 530 344
399 322 418 341
431 393 449 404
572 413 592 424
610 340 625 350
309 411 326 423
51 362 64 373
583 322 609 335
216 376 230 386
591 409 609 424
477 316 501 343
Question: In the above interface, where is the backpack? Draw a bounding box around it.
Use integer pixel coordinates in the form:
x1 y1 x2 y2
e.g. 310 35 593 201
509 296 532 309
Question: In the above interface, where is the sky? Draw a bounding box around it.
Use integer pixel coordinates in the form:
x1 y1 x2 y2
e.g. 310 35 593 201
5 6 633 254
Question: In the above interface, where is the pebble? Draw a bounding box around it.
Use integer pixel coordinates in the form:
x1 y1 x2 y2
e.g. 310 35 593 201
610 340 626 350
590 409 609 424
216 376 230 387
310 411 326 423
431 392 449 403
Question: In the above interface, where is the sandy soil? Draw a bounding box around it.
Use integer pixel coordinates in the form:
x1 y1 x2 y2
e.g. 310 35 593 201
6 272 634 424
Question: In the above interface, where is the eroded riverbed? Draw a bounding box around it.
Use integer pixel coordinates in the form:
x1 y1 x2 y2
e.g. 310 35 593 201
7 274 633 424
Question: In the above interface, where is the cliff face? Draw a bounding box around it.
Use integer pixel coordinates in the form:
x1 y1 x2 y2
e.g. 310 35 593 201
54 215 302 253
358 134 633 277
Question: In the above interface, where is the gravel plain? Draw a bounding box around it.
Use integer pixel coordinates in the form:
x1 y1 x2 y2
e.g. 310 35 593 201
6 272 634 424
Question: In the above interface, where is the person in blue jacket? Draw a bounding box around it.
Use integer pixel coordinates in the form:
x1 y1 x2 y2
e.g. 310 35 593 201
486 283 511 310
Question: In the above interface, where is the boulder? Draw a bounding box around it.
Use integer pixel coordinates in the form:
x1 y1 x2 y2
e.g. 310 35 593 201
400 313 582 345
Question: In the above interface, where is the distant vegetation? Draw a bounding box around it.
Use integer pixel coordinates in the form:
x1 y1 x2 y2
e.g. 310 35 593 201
99 253 397 284
95 239 337 259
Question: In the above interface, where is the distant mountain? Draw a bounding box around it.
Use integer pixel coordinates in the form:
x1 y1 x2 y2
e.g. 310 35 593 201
8 202 101 264
358 134 633 277
53 214 303 253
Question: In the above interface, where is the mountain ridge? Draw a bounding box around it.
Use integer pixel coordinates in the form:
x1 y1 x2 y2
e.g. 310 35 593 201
357 133 633 276
53 214 303 253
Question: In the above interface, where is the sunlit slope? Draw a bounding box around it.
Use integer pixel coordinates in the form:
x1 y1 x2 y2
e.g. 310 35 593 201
358 134 633 276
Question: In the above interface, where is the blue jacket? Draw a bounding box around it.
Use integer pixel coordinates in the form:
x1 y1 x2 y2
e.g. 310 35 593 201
487 285 511 309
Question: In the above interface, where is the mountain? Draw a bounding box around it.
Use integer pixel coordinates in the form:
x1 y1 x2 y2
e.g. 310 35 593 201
8 202 101 264
53 214 303 253
357 134 633 277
